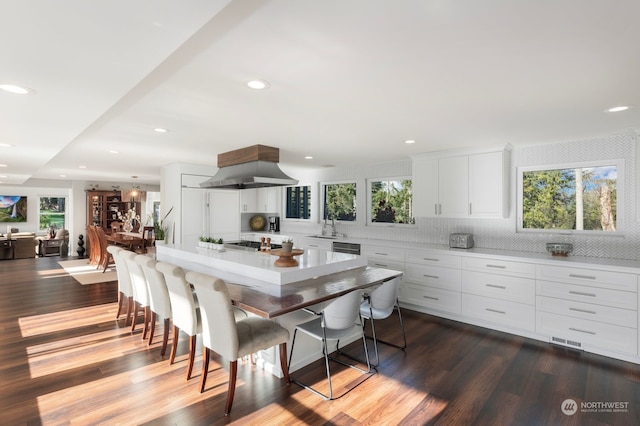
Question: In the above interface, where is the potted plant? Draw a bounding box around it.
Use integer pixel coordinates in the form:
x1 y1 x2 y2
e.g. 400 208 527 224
213 238 224 250
154 207 173 244
281 238 294 253
198 235 207 248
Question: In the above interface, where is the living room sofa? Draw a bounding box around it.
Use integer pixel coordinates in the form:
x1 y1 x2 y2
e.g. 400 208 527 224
0 232 37 259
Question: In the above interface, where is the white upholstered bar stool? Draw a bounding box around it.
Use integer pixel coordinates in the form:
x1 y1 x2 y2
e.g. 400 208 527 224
136 255 172 356
120 251 151 338
156 261 202 380
288 289 373 400
359 277 406 366
108 245 133 325
185 271 290 416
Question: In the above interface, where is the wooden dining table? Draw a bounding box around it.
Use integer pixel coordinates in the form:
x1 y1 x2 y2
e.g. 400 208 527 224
107 231 145 252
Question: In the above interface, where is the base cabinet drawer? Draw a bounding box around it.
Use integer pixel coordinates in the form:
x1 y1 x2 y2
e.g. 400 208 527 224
462 271 534 304
537 311 637 355
405 251 461 269
536 280 637 310
400 283 460 314
462 257 535 278
461 293 535 331
367 259 404 272
405 264 461 291
536 265 637 292
536 296 637 328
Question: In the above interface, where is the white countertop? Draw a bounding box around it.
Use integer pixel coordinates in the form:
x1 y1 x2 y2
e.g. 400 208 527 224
156 242 368 285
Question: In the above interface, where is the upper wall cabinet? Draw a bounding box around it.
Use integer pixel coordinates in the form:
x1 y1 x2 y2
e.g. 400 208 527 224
240 187 281 213
412 145 511 218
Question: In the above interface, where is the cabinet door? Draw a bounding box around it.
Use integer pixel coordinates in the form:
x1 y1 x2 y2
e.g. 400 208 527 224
258 187 280 213
412 157 439 217
240 188 258 212
469 151 506 218
438 156 469 217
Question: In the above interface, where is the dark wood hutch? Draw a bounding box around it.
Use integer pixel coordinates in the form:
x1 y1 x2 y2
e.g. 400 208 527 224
86 190 141 234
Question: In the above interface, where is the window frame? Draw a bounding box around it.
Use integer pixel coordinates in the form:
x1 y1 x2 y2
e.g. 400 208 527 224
38 196 67 231
516 159 624 235
366 176 415 227
282 184 312 222
320 180 357 224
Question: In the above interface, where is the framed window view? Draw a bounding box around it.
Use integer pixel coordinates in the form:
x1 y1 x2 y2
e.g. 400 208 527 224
322 181 356 222
517 160 623 234
367 177 414 225
284 185 311 220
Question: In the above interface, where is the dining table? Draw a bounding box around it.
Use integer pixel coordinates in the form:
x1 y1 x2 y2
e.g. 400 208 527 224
107 231 145 252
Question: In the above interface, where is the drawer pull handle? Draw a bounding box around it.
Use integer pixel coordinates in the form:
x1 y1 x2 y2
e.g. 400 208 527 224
486 264 506 269
569 327 596 335
486 284 507 289
423 274 439 279
569 274 596 280
423 295 440 301
374 252 388 256
569 307 597 315
569 290 596 297
373 263 389 268
486 308 506 314
423 258 439 262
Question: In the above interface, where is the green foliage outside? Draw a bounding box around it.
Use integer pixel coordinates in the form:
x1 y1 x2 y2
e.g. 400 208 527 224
324 183 356 221
522 167 616 231
39 197 66 230
371 179 414 224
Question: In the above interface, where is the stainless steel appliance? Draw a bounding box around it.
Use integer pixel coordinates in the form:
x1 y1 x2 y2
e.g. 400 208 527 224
224 240 282 252
332 241 361 255
449 233 474 249
268 216 280 232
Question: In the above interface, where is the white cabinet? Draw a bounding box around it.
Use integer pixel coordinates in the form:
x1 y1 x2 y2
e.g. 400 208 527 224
535 264 638 355
240 187 281 213
412 146 509 218
362 245 405 271
401 249 462 314
296 237 333 251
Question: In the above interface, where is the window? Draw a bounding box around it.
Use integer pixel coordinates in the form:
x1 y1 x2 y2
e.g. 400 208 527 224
322 182 356 222
285 185 311 220
39 197 66 230
517 160 622 233
368 177 414 224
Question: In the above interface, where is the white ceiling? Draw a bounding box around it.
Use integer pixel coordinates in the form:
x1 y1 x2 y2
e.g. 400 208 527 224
1 0 639 186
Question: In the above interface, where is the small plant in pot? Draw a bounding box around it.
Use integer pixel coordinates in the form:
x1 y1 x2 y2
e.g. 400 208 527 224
213 238 224 250
281 238 294 253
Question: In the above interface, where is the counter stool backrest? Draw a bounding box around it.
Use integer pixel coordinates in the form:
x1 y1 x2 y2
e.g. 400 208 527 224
136 256 171 320
120 251 149 306
156 261 199 335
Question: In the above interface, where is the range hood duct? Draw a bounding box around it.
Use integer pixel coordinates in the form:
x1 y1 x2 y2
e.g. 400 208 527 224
200 145 298 189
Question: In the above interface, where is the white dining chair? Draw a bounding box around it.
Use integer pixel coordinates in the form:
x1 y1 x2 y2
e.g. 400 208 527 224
120 251 151 338
107 245 133 325
136 255 172 356
359 277 406 366
156 261 202 380
185 271 290 415
288 289 373 400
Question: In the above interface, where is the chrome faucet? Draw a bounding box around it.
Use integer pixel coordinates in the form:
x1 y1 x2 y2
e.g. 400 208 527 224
331 218 337 237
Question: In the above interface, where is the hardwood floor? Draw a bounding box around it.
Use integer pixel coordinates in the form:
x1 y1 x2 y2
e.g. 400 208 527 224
2 256 640 425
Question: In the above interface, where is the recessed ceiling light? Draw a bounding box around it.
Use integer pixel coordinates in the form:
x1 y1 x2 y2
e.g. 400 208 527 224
247 80 270 90
0 143 14 147
607 106 630 112
0 164 7 167
79 165 87 169
0 175 6 178
154 128 169 133
109 150 119 154
404 139 416 144
59 174 66 178
0 83 35 95
305 156 313 160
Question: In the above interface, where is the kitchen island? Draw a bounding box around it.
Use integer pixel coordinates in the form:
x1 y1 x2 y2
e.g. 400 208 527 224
155 242 403 374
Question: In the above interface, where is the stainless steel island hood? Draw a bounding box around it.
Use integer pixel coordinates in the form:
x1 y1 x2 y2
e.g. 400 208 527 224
199 144 298 189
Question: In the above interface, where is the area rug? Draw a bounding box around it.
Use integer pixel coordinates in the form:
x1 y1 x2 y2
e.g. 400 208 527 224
58 259 117 285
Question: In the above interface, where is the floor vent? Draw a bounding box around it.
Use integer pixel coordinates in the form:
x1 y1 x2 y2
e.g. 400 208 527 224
551 336 583 350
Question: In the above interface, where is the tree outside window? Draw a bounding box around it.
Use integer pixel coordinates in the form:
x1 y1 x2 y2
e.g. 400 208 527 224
323 182 356 221
521 165 617 232
39 197 66 230
369 178 413 224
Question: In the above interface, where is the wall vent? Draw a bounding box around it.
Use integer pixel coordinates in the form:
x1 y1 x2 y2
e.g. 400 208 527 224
551 336 583 350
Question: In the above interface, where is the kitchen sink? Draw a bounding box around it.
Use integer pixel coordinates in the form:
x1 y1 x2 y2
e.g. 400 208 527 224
307 235 339 239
